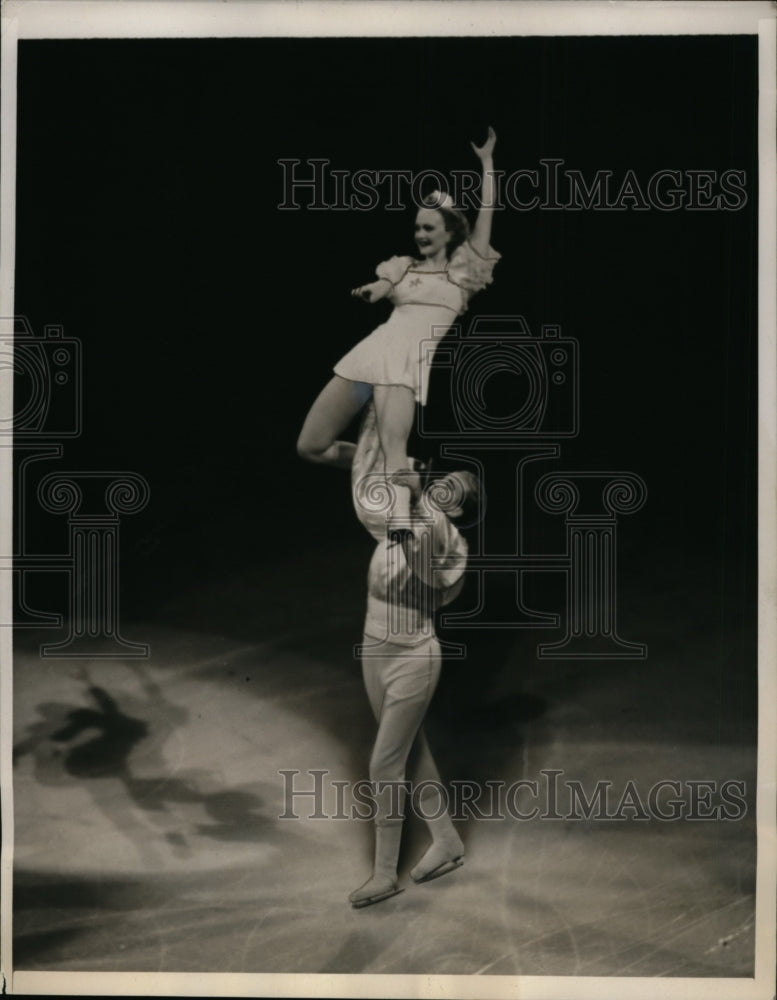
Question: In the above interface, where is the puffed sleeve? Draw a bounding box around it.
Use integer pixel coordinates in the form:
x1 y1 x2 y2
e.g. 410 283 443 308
401 507 468 595
447 240 501 296
375 255 413 287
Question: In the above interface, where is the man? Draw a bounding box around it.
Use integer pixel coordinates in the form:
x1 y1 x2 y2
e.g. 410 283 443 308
348 401 480 908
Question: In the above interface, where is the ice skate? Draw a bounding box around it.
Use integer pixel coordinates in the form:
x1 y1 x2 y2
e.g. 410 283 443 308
410 826 465 884
349 820 404 909
349 873 404 908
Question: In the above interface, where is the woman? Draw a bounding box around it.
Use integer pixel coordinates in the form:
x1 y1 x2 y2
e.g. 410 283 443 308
296 127 500 525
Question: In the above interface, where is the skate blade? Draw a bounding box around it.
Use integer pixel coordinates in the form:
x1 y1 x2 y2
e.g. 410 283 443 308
350 886 404 909
411 856 464 885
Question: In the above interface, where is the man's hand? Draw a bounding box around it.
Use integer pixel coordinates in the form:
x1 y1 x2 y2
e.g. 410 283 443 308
390 467 423 505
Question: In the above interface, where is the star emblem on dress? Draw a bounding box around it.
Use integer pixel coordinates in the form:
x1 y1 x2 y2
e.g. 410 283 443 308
409 277 422 287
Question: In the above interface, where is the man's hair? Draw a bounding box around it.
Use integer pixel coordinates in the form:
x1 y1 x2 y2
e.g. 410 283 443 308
425 470 484 527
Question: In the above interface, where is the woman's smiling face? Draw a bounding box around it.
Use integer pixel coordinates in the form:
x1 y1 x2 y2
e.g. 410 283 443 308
414 208 451 259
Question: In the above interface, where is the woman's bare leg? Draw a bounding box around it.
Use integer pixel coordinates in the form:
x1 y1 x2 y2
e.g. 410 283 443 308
372 384 418 521
296 376 372 469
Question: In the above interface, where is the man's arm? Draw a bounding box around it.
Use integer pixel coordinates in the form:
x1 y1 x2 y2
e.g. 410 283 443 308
389 504 467 592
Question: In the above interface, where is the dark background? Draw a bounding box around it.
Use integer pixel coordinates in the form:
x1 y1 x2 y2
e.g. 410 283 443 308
13 35 757 680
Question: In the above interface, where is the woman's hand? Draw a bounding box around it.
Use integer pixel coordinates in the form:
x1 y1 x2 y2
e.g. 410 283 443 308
351 279 391 303
470 126 497 162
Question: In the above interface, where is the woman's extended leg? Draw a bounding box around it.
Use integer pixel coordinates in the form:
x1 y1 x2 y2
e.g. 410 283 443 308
372 384 418 521
296 375 372 469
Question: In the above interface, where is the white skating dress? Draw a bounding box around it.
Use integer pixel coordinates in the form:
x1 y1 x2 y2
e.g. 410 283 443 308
334 240 500 407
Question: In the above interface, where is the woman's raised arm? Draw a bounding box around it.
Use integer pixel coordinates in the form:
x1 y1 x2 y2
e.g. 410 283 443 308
469 126 497 256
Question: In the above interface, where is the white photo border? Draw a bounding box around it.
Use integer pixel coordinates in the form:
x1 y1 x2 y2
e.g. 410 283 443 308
1 2 775 998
